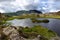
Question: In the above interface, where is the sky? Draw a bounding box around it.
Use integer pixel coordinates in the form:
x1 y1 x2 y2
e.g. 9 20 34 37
0 0 60 13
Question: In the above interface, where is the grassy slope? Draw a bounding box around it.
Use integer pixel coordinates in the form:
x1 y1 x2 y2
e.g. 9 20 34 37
7 13 60 20
18 25 56 39
0 13 58 40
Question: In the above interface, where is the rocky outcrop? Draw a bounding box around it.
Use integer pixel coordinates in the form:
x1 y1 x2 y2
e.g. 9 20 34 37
0 34 1 40
0 26 59 40
3 27 23 40
49 36 60 40
2 27 43 40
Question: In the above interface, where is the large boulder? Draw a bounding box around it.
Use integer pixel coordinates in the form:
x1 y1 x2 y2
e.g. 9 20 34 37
3 27 15 35
3 27 24 40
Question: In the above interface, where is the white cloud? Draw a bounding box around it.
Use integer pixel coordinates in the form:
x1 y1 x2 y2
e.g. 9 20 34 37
0 0 15 2
50 10 60 12
0 4 2 6
0 9 5 13
34 0 40 3
0 0 59 13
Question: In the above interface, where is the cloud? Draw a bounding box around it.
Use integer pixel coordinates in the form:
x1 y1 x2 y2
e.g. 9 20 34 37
0 0 15 2
0 9 5 13
55 0 60 1
0 0 60 13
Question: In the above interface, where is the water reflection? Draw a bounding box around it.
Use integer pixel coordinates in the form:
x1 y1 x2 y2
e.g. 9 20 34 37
7 19 34 27
7 18 60 36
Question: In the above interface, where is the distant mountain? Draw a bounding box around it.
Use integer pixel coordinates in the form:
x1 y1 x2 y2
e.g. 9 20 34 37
29 10 42 13
16 10 42 14
3 10 42 16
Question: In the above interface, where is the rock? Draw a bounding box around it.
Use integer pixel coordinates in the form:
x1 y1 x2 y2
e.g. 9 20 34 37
0 34 1 40
50 36 60 40
3 27 25 40
9 31 20 40
3 27 15 35
2 27 60 40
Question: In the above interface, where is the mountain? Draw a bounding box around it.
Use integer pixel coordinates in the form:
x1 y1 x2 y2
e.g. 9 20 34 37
3 10 42 16
29 10 42 13
16 10 42 14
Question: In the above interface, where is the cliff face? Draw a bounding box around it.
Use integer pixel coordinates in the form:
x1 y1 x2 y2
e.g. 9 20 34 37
0 26 60 40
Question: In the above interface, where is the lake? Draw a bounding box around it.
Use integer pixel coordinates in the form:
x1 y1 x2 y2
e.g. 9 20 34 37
7 18 60 36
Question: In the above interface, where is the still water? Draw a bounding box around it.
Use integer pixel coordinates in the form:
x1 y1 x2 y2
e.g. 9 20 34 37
7 18 60 36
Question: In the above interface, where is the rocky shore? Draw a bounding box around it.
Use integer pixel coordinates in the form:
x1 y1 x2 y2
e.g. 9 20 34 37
0 26 60 40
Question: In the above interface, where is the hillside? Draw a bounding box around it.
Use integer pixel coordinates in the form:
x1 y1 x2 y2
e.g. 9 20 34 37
3 10 42 16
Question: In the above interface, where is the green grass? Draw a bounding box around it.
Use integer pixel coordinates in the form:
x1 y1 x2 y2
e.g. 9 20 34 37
18 25 56 39
2 13 60 21
0 13 59 40
31 18 49 23
7 14 60 20
1 13 60 21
